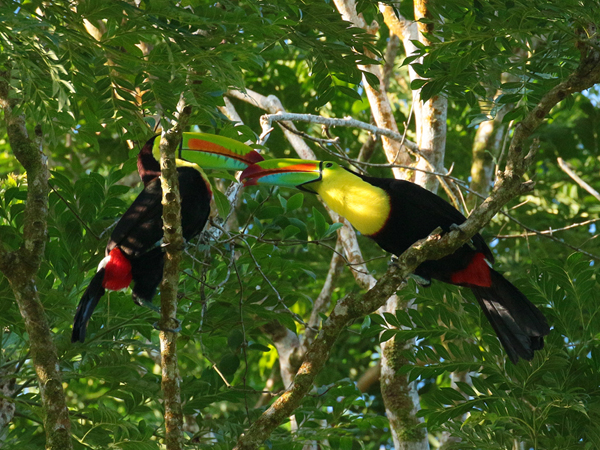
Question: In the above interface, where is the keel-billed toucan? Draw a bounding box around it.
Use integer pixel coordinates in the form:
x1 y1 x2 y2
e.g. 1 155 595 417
240 159 550 363
71 133 263 343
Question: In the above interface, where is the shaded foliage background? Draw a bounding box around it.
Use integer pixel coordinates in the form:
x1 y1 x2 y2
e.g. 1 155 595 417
1 0 600 449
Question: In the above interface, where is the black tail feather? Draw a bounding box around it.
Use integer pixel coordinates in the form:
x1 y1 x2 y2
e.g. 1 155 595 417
72 269 106 343
130 246 164 305
470 269 550 364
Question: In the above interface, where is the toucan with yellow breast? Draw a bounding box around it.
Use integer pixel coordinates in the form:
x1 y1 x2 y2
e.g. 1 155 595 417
240 158 550 364
71 133 263 342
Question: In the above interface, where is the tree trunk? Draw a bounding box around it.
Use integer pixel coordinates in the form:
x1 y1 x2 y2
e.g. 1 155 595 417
158 102 192 450
0 69 72 450
380 298 429 450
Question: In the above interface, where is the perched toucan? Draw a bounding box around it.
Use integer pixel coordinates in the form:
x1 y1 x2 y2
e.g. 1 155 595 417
71 133 263 343
240 159 550 364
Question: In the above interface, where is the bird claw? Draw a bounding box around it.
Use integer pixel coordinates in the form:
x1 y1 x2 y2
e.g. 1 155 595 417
389 256 431 286
408 273 431 287
153 318 182 334
449 223 477 251
134 297 161 313
161 239 187 252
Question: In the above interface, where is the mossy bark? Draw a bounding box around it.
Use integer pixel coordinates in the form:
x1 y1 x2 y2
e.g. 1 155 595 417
380 299 429 450
0 70 72 449
158 104 192 450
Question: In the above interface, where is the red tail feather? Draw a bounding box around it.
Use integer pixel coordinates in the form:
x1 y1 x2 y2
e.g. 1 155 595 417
451 252 491 287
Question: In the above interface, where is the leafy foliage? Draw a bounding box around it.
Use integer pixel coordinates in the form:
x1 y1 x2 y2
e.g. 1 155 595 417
1 1 600 449
380 254 600 450
408 0 600 119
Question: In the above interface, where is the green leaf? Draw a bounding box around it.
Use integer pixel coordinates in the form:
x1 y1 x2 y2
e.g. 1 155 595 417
410 78 428 90
337 85 362 101
286 193 304 212
468 114 491 127
369 313 387 326
395 310 414 328
502 106 524 123
218 354 240 376
401 54 421 66
312 207 328 238
363 71 380 90
283 225 301 239
227 329 244 350
323 222 343 238
383 312 400 328
361 315 371 333
212 187 231 218
278 194 287 210
247 343 271 352
380 329 396 343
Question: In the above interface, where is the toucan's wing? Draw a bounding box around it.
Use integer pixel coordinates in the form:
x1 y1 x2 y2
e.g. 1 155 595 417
107 178 164 257
367 177 494 263
177 166 212 240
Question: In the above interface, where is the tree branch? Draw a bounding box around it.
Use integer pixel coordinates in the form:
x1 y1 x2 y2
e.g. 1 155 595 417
496 218 600 239
158 100 192 450
333 0 412 178
259 108 420 156
303 239 345 349
557 157 600 202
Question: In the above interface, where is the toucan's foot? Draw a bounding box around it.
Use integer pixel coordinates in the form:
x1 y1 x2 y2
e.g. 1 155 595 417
389 253 431 286
449 223 463 233
153 318 182 334
409 273 432 287
161 240 187 252
449 223 477 250
134 297 161 313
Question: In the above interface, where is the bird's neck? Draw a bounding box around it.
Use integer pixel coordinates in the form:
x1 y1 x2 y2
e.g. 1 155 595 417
149 147 213 199
176 159 212 197
315 170 390 236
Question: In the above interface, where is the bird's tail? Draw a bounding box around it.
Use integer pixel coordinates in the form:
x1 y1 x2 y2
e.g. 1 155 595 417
470 269 550 364
72 269 106 343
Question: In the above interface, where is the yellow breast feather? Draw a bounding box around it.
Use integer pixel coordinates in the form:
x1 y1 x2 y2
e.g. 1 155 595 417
316 170 390 236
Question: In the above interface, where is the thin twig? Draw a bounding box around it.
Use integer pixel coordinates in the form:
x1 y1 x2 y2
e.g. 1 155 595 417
262 112 421 156
496 218 600 238
277 120 462 208
48 181 100 240
232 258 251 422
557 157 600 202
239 239 282 301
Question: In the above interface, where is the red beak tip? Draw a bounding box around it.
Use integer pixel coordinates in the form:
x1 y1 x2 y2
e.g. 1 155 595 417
240 164 262 179
246 150 264 164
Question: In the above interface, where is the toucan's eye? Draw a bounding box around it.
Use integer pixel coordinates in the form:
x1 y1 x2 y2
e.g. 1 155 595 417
325 162 333 168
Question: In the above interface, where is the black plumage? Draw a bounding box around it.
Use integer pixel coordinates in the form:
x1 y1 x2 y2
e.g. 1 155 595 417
356 171 549 363
72 160 211 343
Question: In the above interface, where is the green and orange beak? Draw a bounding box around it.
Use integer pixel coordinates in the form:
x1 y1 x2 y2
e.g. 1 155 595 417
152 132 264 170
241 159 323 192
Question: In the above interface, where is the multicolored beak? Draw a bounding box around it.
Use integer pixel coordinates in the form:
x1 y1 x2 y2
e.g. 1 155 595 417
152 132 264 170
240 159 322 191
